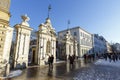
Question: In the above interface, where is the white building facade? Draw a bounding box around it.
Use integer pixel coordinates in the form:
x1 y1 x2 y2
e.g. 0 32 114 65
58 27 93 57
112 43 120 53
93 34 107 55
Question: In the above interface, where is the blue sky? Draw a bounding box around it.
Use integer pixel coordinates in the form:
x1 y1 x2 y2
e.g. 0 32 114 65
10 0 120 43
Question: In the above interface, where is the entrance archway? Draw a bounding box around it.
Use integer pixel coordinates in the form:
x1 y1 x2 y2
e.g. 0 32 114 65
32 50 35 64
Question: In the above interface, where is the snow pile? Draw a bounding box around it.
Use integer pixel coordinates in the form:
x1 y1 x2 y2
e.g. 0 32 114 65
95 59 120 68
8 70 22 78
0 70 22 79
56 61 65 63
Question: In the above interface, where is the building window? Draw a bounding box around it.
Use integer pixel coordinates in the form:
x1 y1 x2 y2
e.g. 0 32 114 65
81 32 82 36
74 32 77 36
83 33 85 37
0 45 1 48
84 34 86 37
81 40 83 45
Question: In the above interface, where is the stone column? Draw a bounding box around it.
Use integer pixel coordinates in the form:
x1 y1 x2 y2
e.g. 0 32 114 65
43 38 46 58
0 21 13 77
75 41 78 57
66 42 69 60
0 27 13 63
51 40 54 55
14 15 33 68
35 33 39 64
51 40 52 55
71 44 74 55
40 37 42 59
41 38 44 59
53 40 56 63
0 0 13 75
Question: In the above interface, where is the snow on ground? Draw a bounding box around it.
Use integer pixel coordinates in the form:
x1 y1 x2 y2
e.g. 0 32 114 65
0 70 22 79
8 70 22 78
95 59 120 68
71 59 120 80
56 61 65 63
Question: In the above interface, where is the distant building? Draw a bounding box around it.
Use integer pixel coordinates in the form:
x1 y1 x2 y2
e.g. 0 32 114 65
112 43 120 53
93 34 107 54
58 26 93 57
106 42 112 53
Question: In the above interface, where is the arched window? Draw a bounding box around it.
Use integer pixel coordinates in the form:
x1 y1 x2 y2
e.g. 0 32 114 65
46 40 51 54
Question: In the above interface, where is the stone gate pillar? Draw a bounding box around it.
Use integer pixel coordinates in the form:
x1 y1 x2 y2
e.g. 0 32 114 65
0 0 13 76
66 42 69 60
36 18 56 66
14 15 33 68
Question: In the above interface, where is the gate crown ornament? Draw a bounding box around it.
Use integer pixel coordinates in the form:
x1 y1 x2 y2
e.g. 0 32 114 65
21 14 30 27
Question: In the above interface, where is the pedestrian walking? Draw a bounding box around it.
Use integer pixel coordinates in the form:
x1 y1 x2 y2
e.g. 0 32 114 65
119 53 120 60
48 55 51 68
108 54 112 62
92 54 95 61
113 53 116 62
104 53 107 61
50 55 54 69
115 53 118 61
69 55 74 68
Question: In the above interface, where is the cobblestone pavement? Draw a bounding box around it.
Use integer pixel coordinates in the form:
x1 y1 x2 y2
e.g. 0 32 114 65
6 60 120 80
63 65 120 80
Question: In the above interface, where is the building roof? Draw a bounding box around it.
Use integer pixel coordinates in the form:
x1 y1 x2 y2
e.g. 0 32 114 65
58 26 92 35
93 34 106 42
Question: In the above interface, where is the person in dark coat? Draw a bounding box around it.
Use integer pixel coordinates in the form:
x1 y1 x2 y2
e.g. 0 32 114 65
48 55 51 68
83 54 87 63
50 55 54 68
69 55 74 68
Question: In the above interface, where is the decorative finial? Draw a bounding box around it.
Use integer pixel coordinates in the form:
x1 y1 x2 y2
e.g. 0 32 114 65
21 14 30 22
48 4 51 18
21 14 30 26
